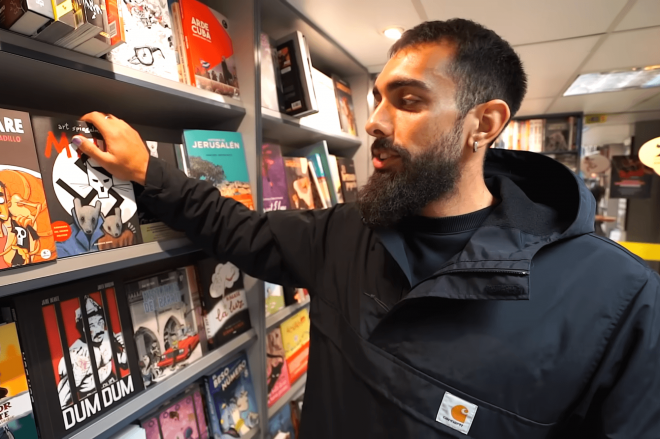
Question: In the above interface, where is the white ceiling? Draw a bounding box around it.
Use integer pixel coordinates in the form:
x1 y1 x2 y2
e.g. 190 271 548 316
285 0 660 116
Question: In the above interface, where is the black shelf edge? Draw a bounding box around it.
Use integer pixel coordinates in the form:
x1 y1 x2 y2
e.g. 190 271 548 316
266 301 311 330
268 373 307 418
65 329 258 439
262 107 362 151
0 238 199 297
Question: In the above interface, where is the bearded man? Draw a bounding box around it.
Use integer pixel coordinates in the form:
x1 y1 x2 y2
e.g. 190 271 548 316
72 19 660 439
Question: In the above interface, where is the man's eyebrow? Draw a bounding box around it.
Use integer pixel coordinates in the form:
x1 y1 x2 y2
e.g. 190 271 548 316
386 79 431 93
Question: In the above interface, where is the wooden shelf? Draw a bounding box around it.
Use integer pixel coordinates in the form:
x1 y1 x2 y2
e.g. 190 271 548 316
266 301 311 330
268 373 307 418
0 238 200 297
65 330 258 439
262 107 361 152
0 29 245 130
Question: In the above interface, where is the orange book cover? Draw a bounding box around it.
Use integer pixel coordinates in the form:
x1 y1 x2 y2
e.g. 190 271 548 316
105 0 124 49
280 308 310 384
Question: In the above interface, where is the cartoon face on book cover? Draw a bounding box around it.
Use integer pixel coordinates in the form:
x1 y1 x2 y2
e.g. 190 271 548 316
31 117 141 257
142 387 208 439
0 323 39 439
208 353 259 437
0 109 57 270
125 267 205 388
261 144 289 212
197 259 251 348
183 130 254 210
266 328 290 407
19 282 144 436
106 0 180 82
181 0 239 98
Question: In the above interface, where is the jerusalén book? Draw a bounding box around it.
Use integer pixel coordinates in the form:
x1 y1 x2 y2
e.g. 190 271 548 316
106 0 180 82
266 327 290 407
267 403 295 439
0 109 57 270
11 276 144 439
183 130 254 210
169 0 240 98
335 157 358 203
0 321 39 439
32 117 141 257
205 352 259 438
283 157 314 210
262 144 290 212
138 142 186 242
196 258 251 349
141 385 208 439
125 266 207 388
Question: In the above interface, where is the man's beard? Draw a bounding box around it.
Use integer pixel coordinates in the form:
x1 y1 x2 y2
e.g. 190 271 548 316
358 122 464 227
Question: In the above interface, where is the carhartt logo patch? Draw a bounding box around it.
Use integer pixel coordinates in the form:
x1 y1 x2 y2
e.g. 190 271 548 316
436 392 478 434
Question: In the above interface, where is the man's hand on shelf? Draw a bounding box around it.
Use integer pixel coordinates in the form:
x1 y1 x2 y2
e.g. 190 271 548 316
73 112 150 185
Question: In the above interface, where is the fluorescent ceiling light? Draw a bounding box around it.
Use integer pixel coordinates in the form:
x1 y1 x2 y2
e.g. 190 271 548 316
564 65 660 96
383 27 404 40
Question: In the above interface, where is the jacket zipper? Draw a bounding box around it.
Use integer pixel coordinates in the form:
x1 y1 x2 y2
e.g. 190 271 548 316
363 292 390 311
440 268 529 276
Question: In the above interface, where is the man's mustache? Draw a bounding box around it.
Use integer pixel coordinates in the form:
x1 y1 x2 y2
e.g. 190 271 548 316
370 138 411 159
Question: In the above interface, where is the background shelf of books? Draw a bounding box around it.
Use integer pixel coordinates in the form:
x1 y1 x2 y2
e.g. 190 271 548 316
0 0 369 436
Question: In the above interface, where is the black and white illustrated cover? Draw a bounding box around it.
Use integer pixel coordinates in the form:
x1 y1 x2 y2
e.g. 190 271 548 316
12 276 144 439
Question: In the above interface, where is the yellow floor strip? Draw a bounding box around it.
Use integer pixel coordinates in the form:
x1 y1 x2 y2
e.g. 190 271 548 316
618 242 660 261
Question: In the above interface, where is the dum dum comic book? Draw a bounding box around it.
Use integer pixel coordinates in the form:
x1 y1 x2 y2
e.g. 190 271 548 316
0 109 57 270
12 276 144 439
32 117 141 257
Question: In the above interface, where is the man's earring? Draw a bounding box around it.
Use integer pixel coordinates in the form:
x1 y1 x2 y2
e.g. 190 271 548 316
473 141 479 153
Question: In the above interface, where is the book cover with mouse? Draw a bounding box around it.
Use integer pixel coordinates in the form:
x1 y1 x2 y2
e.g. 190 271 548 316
31 116 141 258
0 108 57 270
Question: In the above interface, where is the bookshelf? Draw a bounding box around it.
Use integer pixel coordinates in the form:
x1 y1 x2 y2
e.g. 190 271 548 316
0 0 370 437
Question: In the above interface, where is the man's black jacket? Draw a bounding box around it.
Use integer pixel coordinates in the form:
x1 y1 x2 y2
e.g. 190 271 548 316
139 148 660 438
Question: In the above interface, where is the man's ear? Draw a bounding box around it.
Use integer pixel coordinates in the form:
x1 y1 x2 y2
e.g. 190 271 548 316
472 99 511 148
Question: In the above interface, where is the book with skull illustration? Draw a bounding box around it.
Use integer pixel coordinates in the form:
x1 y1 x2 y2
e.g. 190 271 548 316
140 384 208 439
31 116 142 258
0 108 58 271
124 265 207 389
138 141 186 242
196 258 251 349
105 0 180 83
204 351 259 438
168 0 240 98
266 327 290 407
10 275 144 439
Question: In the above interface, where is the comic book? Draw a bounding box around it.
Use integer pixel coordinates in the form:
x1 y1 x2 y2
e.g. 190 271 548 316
141 384 208 439
169 0 240 98
138 142 186 242
280 308 310 384
282 157 313 210
196 258 251 349
265 282 285 317
0 321 39 439
327 155 344 204
335 157 358 203
125 266 207 388
106 0 180 82
266 403 295 439
32 117 141 257
204 352 259 438
266 327 290 407
182 130 254 210
332 75 358 136
11 276 144 439
262 143 290 212
0 109 57 270
288 141 339 205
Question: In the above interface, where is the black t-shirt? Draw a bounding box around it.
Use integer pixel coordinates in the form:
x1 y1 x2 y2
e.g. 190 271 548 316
398 205 495 287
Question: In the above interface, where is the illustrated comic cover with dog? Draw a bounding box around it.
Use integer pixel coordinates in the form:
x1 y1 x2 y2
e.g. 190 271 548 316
141 384 208 439
196 258 251 349
32 117 142 258
125 266 207 388
204 352 259 438
0 108 57 271
11 276 144 439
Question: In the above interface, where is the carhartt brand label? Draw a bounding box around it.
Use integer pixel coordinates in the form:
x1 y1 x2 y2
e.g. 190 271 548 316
436 392 478 434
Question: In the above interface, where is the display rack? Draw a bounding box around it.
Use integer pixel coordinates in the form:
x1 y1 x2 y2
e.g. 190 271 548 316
0 0 368 437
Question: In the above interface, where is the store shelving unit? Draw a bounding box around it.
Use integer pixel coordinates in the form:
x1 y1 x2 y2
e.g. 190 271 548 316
0 0 370 437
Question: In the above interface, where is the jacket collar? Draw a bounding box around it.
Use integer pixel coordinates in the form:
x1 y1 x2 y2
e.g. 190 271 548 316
376 149 595 301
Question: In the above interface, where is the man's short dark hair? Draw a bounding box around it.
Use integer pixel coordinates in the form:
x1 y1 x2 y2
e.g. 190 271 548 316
389 19 527 119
